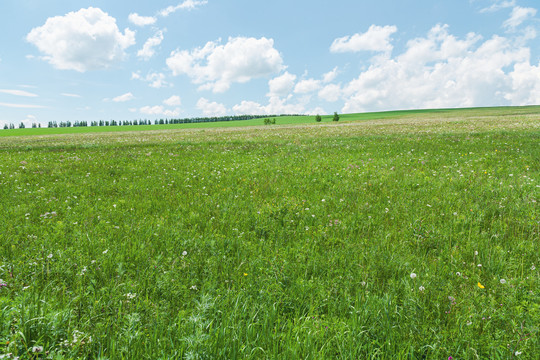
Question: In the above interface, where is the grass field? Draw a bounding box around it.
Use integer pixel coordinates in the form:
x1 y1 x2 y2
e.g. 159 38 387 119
0 107 539 359
2 105 540 137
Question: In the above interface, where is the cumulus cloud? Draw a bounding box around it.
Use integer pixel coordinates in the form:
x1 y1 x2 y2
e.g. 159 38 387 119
339 23 536 113
504 6 537 29
138 30 164 60
128 13 157 26
322 67 339 83
268 72 296 97
159 0 208 17
26 7 135 72
140 105 180 117
196 98 228 116
163 95 182 106
232 96 308 115
167 37 284 92
112 92 135 102
0 89 38 97
132 71 170 88
294 79 322 94
506 62 540 105
318 84 341 102
330 25 398 53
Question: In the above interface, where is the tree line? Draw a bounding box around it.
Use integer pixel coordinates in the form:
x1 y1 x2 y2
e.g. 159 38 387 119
2 114 304 130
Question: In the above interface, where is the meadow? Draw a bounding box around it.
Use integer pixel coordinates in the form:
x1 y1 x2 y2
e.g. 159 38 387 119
0 107 539 359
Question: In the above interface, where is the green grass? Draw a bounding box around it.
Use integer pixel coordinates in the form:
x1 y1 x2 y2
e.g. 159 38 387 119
2 105 540 137
0 107 539 359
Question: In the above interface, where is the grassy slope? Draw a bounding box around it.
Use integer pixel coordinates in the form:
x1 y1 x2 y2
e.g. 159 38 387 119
0 107 538 359
1 105 539 137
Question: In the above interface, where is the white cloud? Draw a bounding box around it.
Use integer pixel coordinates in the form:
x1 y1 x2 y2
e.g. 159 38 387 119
132 71 170 88
61 93 81 98
167 37 284 92
339 24 535 113
318 84 341 102
268 72 296 97
0 102 46 109
504 6 537 29
112 92 135 102
138 30 164 60
232 96 307 115
480 0 516 13
128 13 157 26
196 98 228 116
322 67 339 83
294 79 321 94
506 62 540 105
0 89 38 97
140 105 180 117
159 0 208 17
163 95 182 106
330 25 398 53
197 98 228 116
26 7 135 72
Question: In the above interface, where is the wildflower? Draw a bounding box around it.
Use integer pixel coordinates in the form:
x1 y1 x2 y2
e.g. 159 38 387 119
0 280 7 288
477 282 485 289
190 285 198 290
448 357 453 360
515 351 522 356
182 251 187 256
419 286 425 291
410 273 417 279
243 273 248 276
125 293 137 300
360 281 366 287
47 253 53 259
474 251 478 256
456 272 462 277
32 346 43 353
102 249 108 254
477 264 482 267
532 264 536 271
500 279 506 284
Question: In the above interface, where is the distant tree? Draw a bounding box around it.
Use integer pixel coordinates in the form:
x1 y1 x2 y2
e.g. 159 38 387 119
315 114 322 122
333 112 340 122
32 123 37 128
19 122 26 129
3 124 8 130
10 123 15 129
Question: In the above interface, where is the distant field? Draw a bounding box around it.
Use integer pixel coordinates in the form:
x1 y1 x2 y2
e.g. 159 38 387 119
2 105 540 137
0 107 538 359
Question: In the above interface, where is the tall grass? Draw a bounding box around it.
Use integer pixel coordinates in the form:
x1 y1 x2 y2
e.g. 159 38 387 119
0 109 538 359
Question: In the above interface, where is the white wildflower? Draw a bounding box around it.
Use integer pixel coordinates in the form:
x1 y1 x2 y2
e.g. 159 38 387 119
410 273 417 279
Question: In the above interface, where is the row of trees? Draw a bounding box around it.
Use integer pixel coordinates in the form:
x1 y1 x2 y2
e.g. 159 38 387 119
3 123 42 129
1 114 305 130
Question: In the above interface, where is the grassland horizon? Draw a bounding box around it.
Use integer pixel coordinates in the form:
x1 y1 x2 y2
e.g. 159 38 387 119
2 105 540 138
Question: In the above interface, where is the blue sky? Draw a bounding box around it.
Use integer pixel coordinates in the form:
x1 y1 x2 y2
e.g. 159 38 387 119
1 0 539 126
